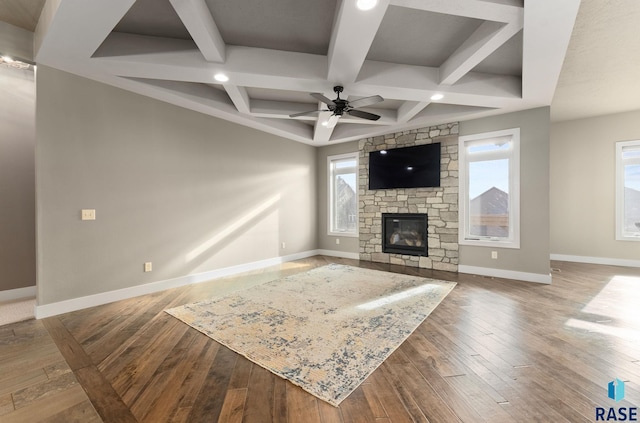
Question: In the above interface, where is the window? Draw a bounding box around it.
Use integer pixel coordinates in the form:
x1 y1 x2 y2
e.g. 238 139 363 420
459 128 520 248
616 140 640 241
328 153 358 236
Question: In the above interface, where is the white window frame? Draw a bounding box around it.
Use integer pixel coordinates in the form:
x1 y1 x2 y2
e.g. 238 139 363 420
459 128 520 248
328 152 359 237
615 140 640 241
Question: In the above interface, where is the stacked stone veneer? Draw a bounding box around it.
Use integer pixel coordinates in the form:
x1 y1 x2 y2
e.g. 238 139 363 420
358 123 459 272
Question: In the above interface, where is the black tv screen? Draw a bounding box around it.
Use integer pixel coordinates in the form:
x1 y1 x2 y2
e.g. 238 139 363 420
369 143 441 189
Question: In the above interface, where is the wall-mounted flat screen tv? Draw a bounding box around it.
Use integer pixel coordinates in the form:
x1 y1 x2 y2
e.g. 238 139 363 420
369 143 441 189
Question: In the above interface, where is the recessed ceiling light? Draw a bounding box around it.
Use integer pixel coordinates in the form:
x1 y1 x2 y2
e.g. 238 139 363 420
214 73 229 82
407 166 413 171
380 150 387 155
430 93 444 101
357 0 378 11
1 56 14 63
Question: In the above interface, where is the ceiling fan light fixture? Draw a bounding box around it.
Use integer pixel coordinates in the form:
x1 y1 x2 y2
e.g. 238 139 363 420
357 0 378 11
430 93 444 101
214 73 229 82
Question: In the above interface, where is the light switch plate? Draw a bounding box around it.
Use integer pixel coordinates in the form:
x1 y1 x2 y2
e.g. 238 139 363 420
144 262 152 272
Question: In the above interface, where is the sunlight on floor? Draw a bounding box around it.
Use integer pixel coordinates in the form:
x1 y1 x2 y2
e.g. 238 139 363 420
565 318 640 341
564 275 640 341
357 283 439 310
280 262 313 270
582 275 640 323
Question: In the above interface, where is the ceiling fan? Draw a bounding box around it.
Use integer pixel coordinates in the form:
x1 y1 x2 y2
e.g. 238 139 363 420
290 86 383 128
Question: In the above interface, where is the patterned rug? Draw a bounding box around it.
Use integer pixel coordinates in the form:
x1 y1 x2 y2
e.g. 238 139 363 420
165 264 456 406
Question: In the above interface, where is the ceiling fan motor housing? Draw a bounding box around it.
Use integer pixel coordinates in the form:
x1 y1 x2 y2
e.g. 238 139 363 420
333 86 347 114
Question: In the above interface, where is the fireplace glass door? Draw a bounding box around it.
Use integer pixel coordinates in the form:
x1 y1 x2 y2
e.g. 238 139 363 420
382 213 428 256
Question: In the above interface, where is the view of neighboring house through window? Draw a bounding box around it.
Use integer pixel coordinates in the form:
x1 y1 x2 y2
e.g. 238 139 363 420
459 128 520 248
616 140 640 241
328 153 358 236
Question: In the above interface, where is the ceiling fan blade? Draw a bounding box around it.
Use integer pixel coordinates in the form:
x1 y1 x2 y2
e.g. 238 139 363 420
348 109 381 121
310 93 335 105
324 114 341 128
289 110 320 118
347 95 384 109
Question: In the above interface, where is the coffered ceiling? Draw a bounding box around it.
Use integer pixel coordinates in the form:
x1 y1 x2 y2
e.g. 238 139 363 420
33 0 580 145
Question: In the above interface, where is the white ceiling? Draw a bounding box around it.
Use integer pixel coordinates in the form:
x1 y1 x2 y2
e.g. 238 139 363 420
26 1 587 144
0 0 45 32
551 0 640 122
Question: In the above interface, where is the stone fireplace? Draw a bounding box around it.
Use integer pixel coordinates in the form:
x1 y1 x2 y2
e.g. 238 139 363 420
358 123 459 272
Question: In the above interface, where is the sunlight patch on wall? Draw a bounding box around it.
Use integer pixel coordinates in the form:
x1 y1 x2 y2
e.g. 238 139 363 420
185 194 281 262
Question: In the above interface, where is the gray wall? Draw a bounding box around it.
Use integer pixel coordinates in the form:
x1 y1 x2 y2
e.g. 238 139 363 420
0 22 34 62
316 141 360 254
0 65 36 292
550 110 640 260
459 107 551 276
36 66 317 305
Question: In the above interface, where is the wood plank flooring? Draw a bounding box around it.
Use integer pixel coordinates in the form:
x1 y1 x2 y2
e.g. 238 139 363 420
3 256 640 422
0 317 102 422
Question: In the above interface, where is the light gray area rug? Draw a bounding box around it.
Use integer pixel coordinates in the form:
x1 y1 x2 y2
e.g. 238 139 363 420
166 263 456 406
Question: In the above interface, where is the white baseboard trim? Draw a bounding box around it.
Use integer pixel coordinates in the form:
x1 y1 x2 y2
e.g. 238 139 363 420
0 286 36 303
316 249 360 260
550 254 640 268
458 265 551 284
35 250 319 319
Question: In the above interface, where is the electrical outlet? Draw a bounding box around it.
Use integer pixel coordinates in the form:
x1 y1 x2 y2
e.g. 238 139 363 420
491 251 498 259
336 238 340 245
281 242 286 249
81 209 96 220
144 262 152 272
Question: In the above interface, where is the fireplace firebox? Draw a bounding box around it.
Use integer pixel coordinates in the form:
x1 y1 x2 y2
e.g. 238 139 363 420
382 213 428 256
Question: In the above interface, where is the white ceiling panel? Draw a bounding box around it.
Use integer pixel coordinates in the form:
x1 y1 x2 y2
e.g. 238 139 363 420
114 0 192 40
367 6 484 67
205 0 337 55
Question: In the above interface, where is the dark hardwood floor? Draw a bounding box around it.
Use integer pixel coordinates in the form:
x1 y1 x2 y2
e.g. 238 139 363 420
3 256 640 422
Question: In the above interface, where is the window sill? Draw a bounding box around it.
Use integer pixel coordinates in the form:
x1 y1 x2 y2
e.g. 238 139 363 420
616 234 640 242
328 232 359 238
459 238 520 249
